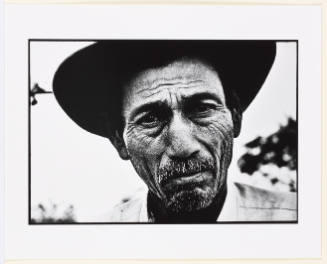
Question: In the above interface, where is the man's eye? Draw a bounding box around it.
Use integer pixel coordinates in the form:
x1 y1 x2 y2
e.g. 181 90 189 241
194 104 216 114
138 114 161 127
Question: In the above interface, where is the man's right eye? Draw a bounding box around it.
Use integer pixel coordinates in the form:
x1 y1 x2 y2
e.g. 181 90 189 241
138 113 161 127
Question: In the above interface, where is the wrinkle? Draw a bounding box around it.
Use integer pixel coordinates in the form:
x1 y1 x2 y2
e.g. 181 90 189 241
135 79 204 95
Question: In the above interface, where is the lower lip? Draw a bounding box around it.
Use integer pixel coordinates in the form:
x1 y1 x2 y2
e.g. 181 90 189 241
163 171 211 188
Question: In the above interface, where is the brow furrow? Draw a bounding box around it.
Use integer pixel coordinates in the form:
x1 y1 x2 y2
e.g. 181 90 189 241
136 80 203 94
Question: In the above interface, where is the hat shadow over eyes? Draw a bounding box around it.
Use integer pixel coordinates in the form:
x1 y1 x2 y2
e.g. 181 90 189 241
53 40 276 143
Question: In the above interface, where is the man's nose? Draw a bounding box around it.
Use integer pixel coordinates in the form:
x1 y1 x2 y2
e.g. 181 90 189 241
165 113 201 159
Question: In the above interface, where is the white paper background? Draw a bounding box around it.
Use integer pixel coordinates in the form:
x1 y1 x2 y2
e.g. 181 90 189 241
0 0 4 263
5 4 321 260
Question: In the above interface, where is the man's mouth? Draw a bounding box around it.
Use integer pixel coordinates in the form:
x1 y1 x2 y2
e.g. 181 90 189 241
157 157 215 190
161 170 212 190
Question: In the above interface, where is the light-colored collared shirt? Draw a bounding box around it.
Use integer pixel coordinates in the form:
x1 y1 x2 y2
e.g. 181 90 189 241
108 181 297 222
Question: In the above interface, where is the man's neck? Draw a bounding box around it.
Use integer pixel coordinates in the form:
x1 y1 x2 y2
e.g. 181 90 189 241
147 186 227 223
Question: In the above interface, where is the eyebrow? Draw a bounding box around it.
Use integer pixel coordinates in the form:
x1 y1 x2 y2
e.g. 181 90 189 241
182 92 225 106
128 92 224 120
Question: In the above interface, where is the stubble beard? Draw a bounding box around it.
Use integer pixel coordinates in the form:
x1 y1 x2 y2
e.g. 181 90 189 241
129 138 234 215
160 143 233 214
164 185 218 213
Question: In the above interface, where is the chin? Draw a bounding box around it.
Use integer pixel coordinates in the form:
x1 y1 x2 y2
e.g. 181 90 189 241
165 187 217 213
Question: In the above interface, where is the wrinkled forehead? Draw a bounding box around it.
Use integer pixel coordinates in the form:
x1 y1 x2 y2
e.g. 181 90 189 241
122 59 226 111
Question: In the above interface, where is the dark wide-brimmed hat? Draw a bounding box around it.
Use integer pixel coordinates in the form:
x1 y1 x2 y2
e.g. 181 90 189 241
53 40 276 138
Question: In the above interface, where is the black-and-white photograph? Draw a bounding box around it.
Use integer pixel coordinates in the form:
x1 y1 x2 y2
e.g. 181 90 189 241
29 40 297 224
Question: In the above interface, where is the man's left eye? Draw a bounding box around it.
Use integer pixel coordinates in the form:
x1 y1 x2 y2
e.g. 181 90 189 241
193 104 216 114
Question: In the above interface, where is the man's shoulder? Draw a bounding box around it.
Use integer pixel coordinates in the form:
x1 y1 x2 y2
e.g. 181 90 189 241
107 190 147 222
232 182 297 221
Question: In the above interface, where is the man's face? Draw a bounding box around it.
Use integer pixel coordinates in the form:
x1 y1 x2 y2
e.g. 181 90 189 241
120 59 235 213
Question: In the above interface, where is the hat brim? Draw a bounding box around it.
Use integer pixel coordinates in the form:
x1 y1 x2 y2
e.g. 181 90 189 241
53 40 276 138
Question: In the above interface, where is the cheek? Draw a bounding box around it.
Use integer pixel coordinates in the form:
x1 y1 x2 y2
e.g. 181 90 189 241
124 126 167 197
197 114 234 155
124 126 164 158
197 115 234 190
123 125 167 182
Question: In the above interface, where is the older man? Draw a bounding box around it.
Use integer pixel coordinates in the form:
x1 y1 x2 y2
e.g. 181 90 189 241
53 40 297 223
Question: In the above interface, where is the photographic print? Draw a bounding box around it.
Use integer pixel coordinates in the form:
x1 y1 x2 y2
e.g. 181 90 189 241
29 40 298 224
4 2 323 262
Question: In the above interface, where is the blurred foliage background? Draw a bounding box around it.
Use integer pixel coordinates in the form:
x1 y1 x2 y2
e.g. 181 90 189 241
237 117 297 192
31 201 76 223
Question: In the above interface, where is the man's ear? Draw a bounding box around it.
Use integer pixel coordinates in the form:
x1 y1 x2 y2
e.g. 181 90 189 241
110 130 130 160
102 112 129 160
231 108 242 138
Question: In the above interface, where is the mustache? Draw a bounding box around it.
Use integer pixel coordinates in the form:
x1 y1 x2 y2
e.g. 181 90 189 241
157 157 215 185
